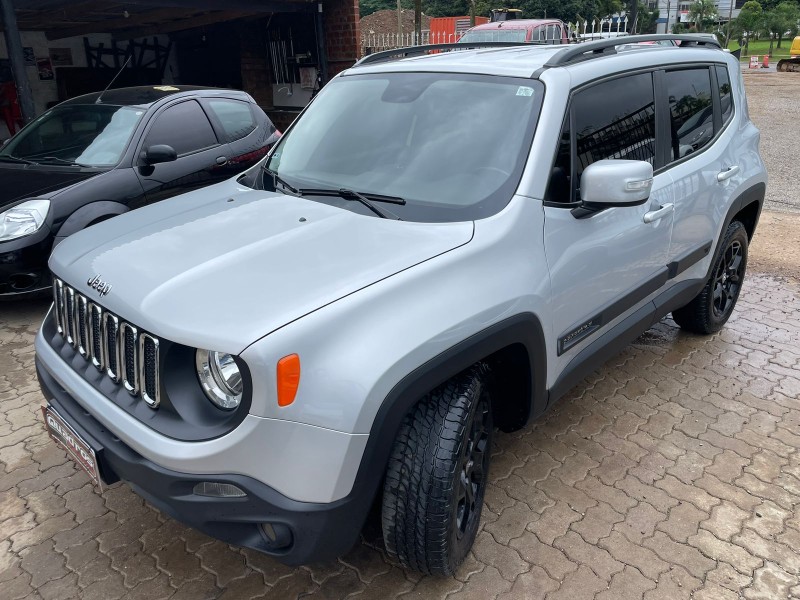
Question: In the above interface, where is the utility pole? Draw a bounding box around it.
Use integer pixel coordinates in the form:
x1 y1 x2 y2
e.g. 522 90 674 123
665 0 671 32
725 0 735 47
414 0 421 45
397 0 402 38
629 0 639 33
0 0 36 124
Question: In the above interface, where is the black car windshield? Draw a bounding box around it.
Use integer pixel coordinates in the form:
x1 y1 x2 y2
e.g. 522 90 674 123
0 104 145 167
265 73 544 222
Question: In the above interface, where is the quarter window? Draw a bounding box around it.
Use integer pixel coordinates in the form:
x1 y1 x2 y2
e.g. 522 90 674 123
206 99 257 142
143 100 217 156
715 65 733 125
664 68 714 162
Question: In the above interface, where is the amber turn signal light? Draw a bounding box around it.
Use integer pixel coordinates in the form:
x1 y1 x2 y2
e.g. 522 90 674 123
277 354 300 407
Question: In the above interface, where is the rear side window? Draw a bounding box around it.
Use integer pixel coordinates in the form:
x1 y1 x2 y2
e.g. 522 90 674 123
207 99 257 142
664 68 714 162
143 100 218 156
573 72 656 179
715 65 733 125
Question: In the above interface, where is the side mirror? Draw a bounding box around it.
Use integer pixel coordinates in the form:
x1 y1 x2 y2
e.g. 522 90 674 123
142 144 177 165
579 159 653 207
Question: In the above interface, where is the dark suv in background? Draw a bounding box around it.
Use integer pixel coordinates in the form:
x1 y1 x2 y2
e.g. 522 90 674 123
0 86 279 298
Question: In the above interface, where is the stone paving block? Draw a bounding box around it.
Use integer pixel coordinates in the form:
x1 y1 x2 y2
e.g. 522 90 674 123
496 565 558 600
569 502 624 544
702 501 750 542
546 564 607 600
643 531 716 580
553 531 623 581
509 531 577 581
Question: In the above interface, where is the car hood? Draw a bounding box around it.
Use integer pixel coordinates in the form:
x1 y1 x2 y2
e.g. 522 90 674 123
50 180 474 353
0 164 100 208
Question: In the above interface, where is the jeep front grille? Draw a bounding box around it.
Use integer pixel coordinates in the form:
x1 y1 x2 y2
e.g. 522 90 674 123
52 278 161 409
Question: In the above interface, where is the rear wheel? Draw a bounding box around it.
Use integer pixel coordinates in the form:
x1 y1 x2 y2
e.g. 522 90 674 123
381 364 493 575
672 220 748 334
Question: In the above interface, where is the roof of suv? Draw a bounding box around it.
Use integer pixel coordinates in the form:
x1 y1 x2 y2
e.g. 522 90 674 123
350 39 729 79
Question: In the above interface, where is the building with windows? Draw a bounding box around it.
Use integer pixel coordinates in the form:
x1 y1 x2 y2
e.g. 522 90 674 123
650 0 745 33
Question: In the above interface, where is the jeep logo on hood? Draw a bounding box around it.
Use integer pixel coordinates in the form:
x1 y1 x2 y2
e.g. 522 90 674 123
87 274 112 297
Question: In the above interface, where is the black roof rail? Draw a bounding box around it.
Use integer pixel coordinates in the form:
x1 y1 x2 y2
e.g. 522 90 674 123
354 41 536 67
544 34 722 67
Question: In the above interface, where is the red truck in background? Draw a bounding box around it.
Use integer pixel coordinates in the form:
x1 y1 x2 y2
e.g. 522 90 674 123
428 16 489 44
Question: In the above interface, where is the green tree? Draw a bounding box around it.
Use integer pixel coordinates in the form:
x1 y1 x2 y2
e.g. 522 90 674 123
735 0 764 54
773 2 800 47
688 0 718 31
636 1 659 32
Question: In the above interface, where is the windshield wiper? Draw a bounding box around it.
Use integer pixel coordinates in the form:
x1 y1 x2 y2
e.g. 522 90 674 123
298 187 405 220
37 156 84 166
262 166 302 197
0 155 36 165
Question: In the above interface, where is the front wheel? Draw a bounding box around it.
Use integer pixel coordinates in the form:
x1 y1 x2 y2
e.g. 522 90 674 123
381 364 493 575
672 220 749 334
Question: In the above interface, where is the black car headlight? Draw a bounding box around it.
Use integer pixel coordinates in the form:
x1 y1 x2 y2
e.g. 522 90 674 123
195 349 243 410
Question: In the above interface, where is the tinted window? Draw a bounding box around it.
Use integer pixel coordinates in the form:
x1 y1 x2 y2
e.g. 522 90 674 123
207 99 256 142
665 68 714 161
144 101 217 156
716 65 733 125
572 72 656 182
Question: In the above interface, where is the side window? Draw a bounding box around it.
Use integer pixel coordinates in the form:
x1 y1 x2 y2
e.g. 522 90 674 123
664 68 714 162
143 100 217 156
572 72 656 182
206 99 257 142
715 65 733 125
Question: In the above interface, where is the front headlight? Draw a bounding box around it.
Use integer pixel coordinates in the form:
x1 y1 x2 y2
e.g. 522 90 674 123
0 199 50 242
195 349 243 410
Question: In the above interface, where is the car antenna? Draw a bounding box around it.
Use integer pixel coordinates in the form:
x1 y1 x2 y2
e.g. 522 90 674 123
95 53 133 104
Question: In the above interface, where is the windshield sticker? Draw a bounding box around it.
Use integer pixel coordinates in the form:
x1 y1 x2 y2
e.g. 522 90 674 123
516 86 534 97
153 85 179 91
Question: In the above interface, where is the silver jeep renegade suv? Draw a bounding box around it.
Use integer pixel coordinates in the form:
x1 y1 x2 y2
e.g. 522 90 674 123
35 35 766 575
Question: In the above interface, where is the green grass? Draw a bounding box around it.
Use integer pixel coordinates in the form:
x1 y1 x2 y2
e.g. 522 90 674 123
726 38 795 61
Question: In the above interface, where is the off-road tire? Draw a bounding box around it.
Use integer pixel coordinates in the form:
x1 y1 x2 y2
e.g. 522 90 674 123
672 220 749 334
381 364 493 575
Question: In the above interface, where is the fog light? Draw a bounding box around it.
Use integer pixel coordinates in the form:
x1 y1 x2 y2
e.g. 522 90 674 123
261 522 293 549
193 481 246 498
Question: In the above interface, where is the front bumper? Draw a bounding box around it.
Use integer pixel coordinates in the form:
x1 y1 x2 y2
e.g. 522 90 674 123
0 228 53 297
36 357 369 565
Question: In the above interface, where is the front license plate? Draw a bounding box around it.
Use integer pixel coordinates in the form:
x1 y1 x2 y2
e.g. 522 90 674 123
42 406 103 490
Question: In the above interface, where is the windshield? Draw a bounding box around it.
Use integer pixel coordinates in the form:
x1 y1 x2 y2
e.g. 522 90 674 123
0 104 145 167
459 29 529 43
265 73 543 222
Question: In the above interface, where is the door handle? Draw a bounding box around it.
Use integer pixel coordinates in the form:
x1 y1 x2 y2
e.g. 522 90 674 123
215 156 228 166
717 165 739 182
643 203 674 224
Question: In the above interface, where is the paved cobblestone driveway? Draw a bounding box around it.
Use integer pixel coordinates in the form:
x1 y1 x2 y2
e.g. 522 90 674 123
1 271 799 600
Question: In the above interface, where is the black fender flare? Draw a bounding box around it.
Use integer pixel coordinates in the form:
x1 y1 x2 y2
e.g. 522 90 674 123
705 181 765 280
53 201 129 247
341 312 547 522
